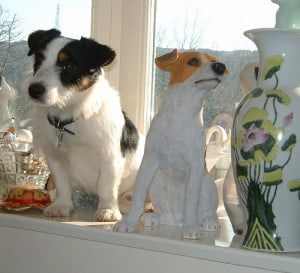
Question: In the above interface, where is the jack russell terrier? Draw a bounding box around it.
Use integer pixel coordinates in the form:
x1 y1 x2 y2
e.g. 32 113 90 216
24 29 144 221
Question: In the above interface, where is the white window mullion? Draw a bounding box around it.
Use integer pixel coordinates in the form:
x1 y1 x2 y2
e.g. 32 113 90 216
91 0 155 133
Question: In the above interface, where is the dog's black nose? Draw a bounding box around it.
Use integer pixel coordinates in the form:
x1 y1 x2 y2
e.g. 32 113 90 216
211 62 226 75
28 83 45 99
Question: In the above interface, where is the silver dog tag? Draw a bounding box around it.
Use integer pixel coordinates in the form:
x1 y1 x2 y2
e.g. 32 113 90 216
57 129 64 148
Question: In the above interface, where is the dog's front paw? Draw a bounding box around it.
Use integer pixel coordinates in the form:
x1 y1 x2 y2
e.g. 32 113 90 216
180 226 203 240
200 217 219 232
44 203 73 217
95 208 122 221
113 220 135 233
140 212 160 227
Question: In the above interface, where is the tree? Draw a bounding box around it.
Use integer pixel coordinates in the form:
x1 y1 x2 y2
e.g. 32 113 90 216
0 5 22 74
155 4 205 50
154 3 259 128
0 4 31 123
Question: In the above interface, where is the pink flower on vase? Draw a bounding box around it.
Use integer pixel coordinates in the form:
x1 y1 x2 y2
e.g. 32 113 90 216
242 124 270 152
282 112 293 127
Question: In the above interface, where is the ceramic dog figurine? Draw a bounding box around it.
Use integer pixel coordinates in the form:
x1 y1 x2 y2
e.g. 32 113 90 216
114 49 228 239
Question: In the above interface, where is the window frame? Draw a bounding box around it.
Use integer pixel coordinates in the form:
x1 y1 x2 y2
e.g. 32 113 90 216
91 0 156 133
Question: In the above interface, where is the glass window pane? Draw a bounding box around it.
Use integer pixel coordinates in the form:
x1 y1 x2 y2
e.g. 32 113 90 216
152 0 278 209
0 0 91 127
153 0 277 127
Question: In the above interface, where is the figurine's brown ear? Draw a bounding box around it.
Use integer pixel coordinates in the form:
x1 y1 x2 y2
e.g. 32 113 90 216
155 49 179 71
27 29 61 56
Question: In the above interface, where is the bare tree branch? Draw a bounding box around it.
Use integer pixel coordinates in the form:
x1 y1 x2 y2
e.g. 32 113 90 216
0 5 21 73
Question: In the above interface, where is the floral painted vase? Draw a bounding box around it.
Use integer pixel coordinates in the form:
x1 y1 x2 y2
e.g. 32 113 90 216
232 28 300 252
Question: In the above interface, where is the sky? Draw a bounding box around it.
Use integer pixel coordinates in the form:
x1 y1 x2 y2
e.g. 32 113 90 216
0 0 278 51
0 0 92 41
156 0 278 50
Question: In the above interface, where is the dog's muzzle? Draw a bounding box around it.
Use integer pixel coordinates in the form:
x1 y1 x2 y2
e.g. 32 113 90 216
28 82 46 100
194 62 227 85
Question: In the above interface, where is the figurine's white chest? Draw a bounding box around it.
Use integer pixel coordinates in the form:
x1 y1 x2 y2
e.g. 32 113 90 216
145 94 205 176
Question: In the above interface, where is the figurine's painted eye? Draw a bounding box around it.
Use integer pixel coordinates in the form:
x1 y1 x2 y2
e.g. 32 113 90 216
188 57 200 66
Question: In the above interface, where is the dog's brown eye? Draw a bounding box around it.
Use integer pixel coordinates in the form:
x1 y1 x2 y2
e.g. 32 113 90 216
59 60 76 72
188 57 200 66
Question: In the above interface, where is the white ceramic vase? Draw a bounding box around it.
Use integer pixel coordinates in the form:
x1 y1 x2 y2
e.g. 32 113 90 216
232 28 300 252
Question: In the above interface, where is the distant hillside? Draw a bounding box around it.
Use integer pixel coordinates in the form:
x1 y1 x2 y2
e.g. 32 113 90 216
1 42 259 129
0 40 32 87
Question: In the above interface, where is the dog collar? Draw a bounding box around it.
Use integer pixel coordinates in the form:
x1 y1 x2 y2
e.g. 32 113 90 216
47 114 76 148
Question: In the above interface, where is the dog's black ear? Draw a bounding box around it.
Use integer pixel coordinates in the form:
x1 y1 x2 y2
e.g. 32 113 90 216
27 29 61 56
80 37 116 68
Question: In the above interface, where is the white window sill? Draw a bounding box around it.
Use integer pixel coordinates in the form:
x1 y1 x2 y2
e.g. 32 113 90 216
0 209 299 273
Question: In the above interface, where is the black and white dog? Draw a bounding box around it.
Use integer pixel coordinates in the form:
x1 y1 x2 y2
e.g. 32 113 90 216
24 29 144 221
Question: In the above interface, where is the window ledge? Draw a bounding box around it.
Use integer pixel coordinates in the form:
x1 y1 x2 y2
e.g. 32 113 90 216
0 209 299 273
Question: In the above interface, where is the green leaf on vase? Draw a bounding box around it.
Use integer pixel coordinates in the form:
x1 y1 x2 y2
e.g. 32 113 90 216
287 179 300 192
265 89 291 105
243 218 283 251
242 108 268 127
281 134 297 152
264 66 280 80
263 55 284 80
263 166 283 186
243 180 283 251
